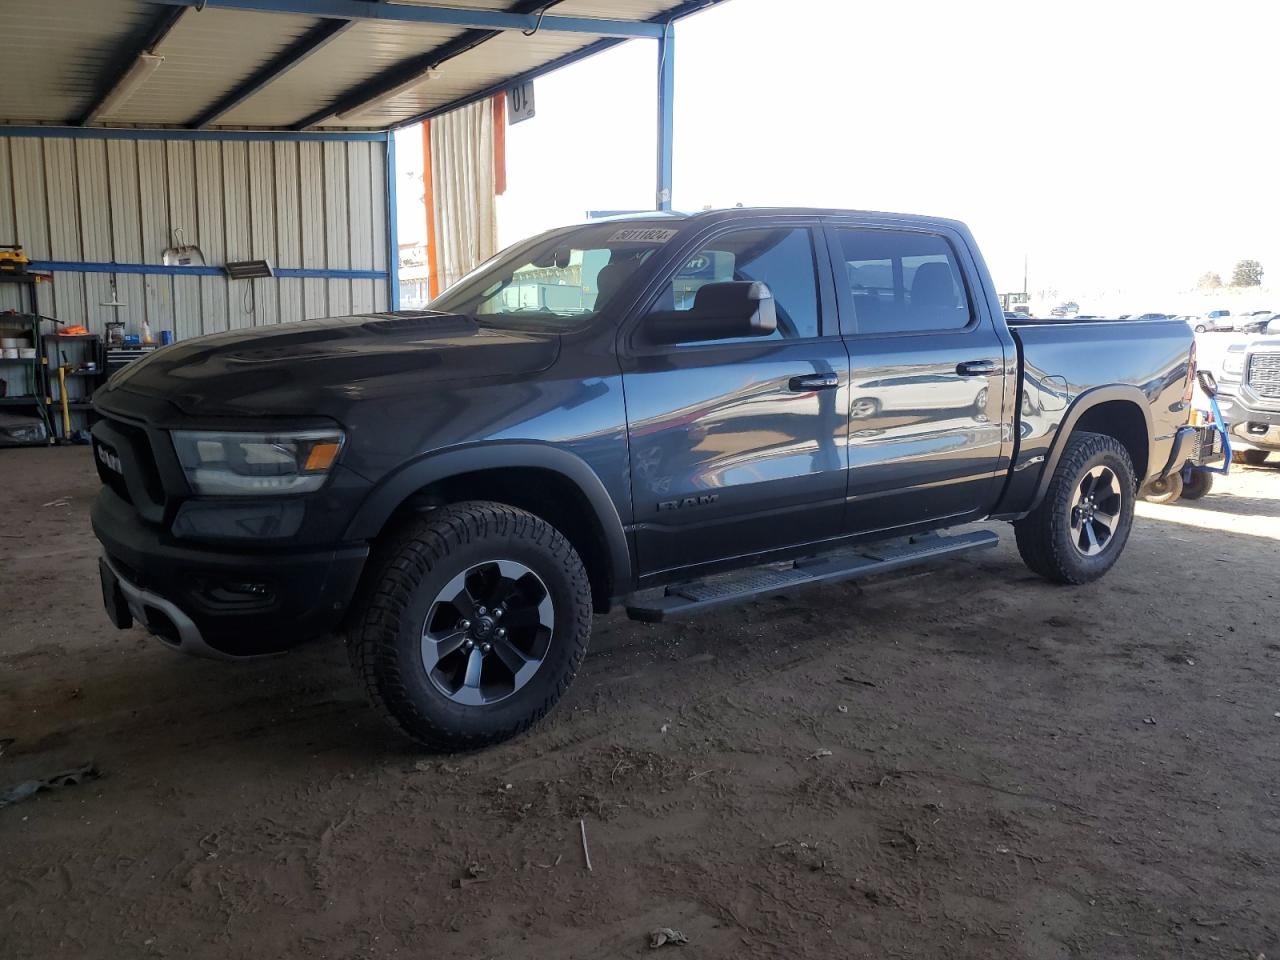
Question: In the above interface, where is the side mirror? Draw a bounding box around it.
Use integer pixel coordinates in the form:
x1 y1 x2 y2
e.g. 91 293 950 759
1197 369 1218 397
645 281 777 345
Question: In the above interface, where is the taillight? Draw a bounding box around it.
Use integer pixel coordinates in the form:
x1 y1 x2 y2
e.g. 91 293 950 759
1182 339 1197 406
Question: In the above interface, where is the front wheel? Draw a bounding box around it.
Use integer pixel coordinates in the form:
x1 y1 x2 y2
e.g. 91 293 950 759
347 502 592 751
1140 473 1184 504
1195 325 1207 333
1014 432 1136 584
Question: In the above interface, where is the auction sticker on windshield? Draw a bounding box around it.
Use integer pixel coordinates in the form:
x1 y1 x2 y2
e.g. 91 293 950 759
608 228 678 244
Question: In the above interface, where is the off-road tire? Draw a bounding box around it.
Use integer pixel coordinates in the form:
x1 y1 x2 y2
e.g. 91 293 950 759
1140 473 1183 504
1014 431 1136 584
1179 470 1213 500
347 501 592 751
1236 449 1270 467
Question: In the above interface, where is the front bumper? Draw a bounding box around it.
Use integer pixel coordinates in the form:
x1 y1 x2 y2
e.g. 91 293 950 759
1217 394 1280 451
92 487 369 658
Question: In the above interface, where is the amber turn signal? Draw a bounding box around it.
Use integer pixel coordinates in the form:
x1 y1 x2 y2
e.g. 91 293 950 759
304 441 341 472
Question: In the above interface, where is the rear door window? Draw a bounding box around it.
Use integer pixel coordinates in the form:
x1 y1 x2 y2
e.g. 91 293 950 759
835 229 973 334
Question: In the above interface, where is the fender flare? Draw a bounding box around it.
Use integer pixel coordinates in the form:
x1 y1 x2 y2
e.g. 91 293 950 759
1028 384 1155 511
344 442 633 591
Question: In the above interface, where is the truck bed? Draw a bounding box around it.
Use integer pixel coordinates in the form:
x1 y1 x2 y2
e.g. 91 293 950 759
995 318 1195 516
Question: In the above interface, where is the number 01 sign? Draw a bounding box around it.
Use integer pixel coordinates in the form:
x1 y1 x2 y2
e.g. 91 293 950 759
507 82 535 125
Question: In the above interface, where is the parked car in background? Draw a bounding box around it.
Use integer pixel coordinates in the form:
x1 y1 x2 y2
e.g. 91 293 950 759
1216 331 1280 465
1185 314 1230 333
1129 312 1172 322
1204 309 1234 330
1239 311 1276 335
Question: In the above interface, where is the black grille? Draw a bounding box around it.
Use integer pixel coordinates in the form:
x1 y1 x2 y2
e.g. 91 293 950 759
94 417 167 515
1247 352 1280 399
95 449 132 504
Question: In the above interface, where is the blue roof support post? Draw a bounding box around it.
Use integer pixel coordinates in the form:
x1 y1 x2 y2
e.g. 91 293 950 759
655 23 675 211
386 130 401 310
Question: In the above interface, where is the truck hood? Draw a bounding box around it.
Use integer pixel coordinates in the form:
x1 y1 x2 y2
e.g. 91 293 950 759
99 312 561 418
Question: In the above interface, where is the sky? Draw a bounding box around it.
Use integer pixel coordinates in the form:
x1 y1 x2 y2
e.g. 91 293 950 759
396 0 1280 310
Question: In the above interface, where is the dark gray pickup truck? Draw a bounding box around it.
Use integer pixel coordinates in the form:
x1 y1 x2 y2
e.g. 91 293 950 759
91 208 1214 749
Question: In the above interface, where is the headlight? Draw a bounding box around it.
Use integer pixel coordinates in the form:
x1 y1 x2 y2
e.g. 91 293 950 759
171 429 344 495
1222 351 1246 377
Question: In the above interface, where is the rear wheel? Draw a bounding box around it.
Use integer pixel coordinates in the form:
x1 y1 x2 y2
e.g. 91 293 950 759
1195 324 1207 333
348 501 592 751
1237 449 1270 467
1140 473 1183 504
1015 432 1136 584
1179 470 1213 500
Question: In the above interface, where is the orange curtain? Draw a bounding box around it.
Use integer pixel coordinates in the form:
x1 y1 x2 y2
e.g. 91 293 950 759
422 119 441 300
492 93 507 196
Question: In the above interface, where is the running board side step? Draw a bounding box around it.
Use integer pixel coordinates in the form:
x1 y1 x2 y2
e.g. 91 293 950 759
624 530 998 623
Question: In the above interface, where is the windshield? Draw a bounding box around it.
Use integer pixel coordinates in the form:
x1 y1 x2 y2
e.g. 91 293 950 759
429 221 683 330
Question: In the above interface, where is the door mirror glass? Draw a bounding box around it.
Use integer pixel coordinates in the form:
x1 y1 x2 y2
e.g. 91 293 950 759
645 281 778 345
1197 369 1218 397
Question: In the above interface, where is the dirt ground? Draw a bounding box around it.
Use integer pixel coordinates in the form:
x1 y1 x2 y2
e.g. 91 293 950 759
2 446 1279 960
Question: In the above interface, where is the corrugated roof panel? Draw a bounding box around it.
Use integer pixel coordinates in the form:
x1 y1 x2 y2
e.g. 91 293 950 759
110 9 321 126
317 29 600 128
0 0 715 129
395 0 516 9
559 0 676 19
0 0 153 124
398 0 676 16
215 19 465 128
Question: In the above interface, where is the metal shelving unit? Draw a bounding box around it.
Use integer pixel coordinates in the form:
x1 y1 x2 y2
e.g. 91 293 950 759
0 273 54 445
44 333 104 442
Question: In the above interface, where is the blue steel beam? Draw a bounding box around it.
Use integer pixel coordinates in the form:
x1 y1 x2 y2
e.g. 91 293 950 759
655 23 675 211
386 130 401 309
0 126 386 142
76 6 187 125
148 0 665 39
28 260 387 280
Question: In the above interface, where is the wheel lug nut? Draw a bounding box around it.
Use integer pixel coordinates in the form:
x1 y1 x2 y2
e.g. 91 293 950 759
495 628 506 638
478 606 487 616
463 639 474 651
493 607 503 619
459 619 471 630
481 643 492 654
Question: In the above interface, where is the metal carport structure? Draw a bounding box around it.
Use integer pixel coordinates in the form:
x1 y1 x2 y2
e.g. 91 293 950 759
0 0 726 334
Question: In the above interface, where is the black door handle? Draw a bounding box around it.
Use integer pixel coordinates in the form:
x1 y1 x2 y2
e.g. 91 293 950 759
956 359 996 376
788 373 840 391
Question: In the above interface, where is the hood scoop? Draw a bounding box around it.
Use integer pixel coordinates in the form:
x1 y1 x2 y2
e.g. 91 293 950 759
360 311 478 335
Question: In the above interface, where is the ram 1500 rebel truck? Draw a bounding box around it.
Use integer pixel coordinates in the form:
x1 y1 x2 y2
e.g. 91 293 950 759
1217 334 1280 465
91 209 1214 749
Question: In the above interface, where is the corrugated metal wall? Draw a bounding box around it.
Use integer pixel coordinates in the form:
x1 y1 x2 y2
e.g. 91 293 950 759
0 134 389 339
